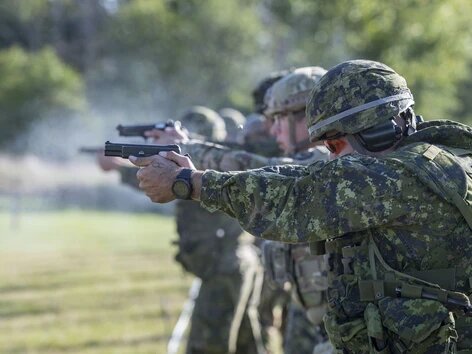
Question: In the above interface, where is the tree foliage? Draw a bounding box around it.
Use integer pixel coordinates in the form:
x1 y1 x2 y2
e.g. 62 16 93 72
98 0 264 115
0 0 472 148
264 0 472 120
0 46 85 145
0 0 108 70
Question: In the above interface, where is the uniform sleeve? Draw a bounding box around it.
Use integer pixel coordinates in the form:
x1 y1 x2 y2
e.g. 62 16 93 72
182 140 288 171
200 155 426 243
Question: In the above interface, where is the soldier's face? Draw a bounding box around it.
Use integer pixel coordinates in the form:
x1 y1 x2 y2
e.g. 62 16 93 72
270 113 309 154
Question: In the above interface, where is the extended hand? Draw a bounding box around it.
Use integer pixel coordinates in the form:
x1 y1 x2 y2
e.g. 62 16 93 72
96 153 131 171
144 126 189 144
129 151 196 203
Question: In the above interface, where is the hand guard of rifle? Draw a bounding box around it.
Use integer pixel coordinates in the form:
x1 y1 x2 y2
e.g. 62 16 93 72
104 141 181 158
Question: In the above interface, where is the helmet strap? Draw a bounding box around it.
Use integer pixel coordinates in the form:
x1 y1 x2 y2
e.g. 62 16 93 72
288 113 298 154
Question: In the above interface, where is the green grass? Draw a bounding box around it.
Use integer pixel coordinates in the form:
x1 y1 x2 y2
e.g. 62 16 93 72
0 211 192 354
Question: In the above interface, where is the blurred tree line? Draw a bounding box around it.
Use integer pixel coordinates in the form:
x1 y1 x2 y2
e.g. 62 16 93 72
0 0 471 147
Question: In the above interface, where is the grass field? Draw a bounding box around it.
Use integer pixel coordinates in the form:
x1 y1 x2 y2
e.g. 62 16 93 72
0 210 192 354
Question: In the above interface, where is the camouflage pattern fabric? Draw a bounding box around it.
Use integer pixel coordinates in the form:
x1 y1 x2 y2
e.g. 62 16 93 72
186 245 260 354
180 141 330 352
179 106 227 142
174 200 241 279
200 121 472 353
175 202 265 353
306 60 414 141
181 140 328 171
264 66 326 117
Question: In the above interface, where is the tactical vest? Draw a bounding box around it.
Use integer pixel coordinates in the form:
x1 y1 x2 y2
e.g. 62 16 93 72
174 200 242 280
262 241 328 325
262 147 330 325
322 142 472 353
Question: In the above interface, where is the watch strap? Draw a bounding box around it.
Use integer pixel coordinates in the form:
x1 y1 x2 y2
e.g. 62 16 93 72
173 168 193 200
176 168 193 182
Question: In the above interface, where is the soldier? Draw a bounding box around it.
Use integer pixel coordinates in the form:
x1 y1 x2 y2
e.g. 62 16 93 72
144 68 334 354
252 69 292 116
162 107 266 354
103 106 264 354
131 60 472 353
261 67 333 354
166 106 264 354
178 105 227 142
218 108 246 144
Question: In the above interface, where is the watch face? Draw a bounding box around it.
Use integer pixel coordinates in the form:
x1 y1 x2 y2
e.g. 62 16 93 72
172 179 191 199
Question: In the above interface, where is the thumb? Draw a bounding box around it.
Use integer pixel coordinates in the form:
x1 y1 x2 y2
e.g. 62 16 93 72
159 151 191 167
129 155 155 167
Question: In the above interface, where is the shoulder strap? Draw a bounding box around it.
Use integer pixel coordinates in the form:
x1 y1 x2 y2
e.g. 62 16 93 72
397 144 472 231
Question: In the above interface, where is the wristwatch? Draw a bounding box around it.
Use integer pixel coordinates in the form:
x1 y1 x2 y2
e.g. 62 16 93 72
172 168 193 200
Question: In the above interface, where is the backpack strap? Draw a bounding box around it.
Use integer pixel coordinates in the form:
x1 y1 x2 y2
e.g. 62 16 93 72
395 144 472 231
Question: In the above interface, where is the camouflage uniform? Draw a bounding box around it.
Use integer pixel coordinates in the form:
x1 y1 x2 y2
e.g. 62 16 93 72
124 107 264 354
198 61 472 353
262 67 332 354
177 201 261 354
181 139 326 171
182 68 334 354
177 107 264 354
179 138 330 354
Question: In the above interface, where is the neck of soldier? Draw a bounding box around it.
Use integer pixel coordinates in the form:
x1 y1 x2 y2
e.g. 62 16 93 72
339 135 401 158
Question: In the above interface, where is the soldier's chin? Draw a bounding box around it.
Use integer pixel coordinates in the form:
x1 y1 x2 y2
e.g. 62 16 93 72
277 142 287 151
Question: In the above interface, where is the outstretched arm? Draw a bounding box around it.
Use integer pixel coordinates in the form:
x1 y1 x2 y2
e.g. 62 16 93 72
130 153 424 243
143 126 326 171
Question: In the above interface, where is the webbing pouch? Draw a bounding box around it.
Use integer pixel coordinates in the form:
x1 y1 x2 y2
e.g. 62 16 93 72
378 297 457 347
364 303 389 353
407 268 457 291
309 241 326 255
324 311 369 351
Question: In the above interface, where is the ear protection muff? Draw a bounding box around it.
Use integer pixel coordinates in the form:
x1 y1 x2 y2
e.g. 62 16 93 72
355 119 403 152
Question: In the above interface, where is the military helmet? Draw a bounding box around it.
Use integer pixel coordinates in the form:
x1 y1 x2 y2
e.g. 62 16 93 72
264 66 327 117
252 70 291 114
218 108 246 133
242 113 267 138
179 106 226 141
307 60 415 142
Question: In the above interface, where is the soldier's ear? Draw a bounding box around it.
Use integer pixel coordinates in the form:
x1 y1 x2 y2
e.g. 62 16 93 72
324 138 350 156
